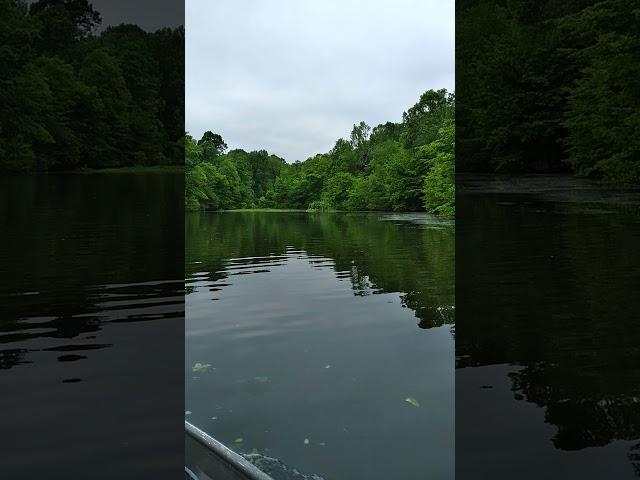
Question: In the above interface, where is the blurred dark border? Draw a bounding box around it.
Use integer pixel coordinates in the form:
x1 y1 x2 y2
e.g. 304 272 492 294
456 1 640 478
0 1 184 478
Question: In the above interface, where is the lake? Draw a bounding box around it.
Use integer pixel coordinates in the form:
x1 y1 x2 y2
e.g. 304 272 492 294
457 175 640 479
0 173 184 479
185 211 455 480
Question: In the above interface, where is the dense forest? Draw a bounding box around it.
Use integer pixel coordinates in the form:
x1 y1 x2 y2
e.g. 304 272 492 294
457 0 639 182
186 89 454 215
0 0 184 172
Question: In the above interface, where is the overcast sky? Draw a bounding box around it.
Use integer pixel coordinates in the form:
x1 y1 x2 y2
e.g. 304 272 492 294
187 0 454 162
90 0 183 31
29 0 183 31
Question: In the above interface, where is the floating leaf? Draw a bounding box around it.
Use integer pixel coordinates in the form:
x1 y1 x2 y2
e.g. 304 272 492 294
405 397 420 407
192 362 212 373
254 376 270 383
234 438 244 444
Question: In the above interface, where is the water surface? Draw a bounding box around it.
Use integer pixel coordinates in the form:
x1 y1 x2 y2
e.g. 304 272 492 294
0 174 184 479
457 175 640 479
186 211 454 480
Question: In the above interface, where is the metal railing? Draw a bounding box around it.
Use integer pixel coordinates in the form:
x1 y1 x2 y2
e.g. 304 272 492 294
185 421 274 480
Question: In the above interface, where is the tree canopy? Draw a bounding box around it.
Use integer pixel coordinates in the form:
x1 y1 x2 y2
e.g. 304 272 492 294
457 0 640 182
186 89 455 215
0 0 184 172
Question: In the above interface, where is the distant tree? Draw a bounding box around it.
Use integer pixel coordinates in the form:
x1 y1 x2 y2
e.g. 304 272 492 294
423 120 455 215
350 121 371 149
403 89 454 149
198 131 228 160
322 172 355 210
29 0 101 54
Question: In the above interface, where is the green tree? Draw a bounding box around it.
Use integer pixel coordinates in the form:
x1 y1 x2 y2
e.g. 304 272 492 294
423 120 455 215
198 131 228 161
321 172 355 209
0 0 184 172
457 0 638 181
562 0 640 182
29 0 101 55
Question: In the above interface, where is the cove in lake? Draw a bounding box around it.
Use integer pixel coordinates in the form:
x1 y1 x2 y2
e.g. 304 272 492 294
0 174 184 479
186 211 454 480
457 175 640 479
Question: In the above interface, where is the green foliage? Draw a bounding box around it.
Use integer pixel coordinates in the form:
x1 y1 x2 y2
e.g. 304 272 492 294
198 131 227 161
423 120 455 216
0 0 184 172
187 90 455 215
561 0 640 182
185 134 286 210
321 172 355 210
457 0 639 182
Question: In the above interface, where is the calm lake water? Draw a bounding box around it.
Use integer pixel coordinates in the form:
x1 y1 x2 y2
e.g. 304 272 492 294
457 175 640 479
185 211 455 480
0 174 184 479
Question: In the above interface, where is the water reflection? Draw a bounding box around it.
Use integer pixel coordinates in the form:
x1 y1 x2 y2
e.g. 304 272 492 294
0 174 184 479
186 211 455 480
186 211 454 329
457 175 640 478
1 280 183 373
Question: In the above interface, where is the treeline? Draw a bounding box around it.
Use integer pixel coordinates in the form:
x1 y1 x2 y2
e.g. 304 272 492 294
186 89 454 215
458 0 639 182
0 0 184 172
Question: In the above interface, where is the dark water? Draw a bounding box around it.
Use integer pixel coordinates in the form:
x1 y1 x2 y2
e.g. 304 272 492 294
457 175 640 479
0 174 184 479
185 211 454 480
